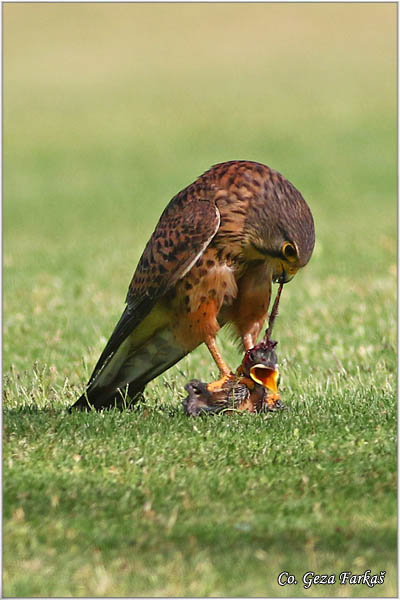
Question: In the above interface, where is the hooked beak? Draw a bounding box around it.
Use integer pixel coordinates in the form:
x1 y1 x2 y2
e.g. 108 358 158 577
274 268 295 284
249 364 279 393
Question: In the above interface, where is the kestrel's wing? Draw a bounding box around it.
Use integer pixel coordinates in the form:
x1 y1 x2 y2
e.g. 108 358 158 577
86 196 220 389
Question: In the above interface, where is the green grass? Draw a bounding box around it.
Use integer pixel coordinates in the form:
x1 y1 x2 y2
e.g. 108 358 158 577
3 3 397 597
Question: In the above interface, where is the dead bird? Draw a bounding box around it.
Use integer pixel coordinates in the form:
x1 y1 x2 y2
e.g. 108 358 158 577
182 283 284 416
183 338 283 416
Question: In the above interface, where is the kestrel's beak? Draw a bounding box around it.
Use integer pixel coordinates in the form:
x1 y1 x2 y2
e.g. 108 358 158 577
249 364 279 393
275 266 297 284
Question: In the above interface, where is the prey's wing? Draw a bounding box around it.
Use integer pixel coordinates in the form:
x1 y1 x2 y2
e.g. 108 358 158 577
87 195 220 387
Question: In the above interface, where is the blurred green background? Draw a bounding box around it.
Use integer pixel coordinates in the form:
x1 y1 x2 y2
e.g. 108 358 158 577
4 3 396 597
4 3 396 378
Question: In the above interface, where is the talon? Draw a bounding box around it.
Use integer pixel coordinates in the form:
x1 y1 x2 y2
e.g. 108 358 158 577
207 373 235 391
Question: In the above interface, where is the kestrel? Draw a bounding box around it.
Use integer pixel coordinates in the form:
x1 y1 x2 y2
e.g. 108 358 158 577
71 160 315 411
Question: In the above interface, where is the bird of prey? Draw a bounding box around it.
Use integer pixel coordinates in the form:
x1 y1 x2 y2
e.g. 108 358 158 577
71 160 315 411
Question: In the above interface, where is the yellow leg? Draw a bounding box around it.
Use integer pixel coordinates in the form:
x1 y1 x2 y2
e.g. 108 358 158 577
205 335 234 390
205 335 231 375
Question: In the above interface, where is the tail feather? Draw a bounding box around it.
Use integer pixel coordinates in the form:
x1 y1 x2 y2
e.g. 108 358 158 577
70 324 192 411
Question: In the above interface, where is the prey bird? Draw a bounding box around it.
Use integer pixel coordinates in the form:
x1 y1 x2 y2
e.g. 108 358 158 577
71 160 315 411
183 338 282 416
183 283 285 417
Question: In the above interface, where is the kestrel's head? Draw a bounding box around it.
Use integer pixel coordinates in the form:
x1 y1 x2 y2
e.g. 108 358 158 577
245 169 315 284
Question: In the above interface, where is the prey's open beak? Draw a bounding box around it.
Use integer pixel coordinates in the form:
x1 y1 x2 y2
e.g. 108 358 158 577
249 364 279 393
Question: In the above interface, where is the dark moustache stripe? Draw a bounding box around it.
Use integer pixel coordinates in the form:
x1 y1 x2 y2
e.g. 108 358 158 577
251 243 283 259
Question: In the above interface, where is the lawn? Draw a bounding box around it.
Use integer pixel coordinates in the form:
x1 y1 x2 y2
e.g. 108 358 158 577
3 3 397 597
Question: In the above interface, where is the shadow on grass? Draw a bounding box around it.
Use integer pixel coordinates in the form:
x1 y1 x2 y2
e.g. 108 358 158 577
2 401 185 419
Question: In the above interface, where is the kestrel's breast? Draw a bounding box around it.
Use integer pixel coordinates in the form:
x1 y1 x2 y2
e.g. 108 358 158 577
224 260 273 348
168 246 239 348
155 162 274 350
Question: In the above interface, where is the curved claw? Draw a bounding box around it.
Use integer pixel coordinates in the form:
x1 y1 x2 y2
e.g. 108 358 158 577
206 373 235 392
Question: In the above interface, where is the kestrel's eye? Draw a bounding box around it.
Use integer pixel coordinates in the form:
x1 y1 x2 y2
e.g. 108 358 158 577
282 242 298 263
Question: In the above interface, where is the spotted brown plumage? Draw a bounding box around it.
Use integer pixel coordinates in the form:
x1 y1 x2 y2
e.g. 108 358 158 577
71 160 315 411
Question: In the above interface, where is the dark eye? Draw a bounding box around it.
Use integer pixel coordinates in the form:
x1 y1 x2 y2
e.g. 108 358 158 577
282 242 297 263
248 351 255 361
